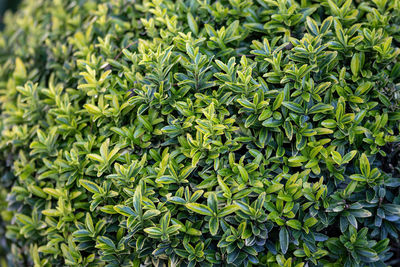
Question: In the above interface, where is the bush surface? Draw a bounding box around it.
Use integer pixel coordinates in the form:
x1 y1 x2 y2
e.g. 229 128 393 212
0 0 400 266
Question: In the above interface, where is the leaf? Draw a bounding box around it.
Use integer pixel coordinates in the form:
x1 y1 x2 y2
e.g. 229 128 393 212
350 174 366 182
84 104 102 115
237 98 255 110
304 217 318 228
155 175 176 184
262 118 282 127
237 165 249 182
114 205 135 217
279 227 289 254
100 139 109 159
138 115 153 132
207 192 218 213
144 227 162 237
185 203 214 216
331 151 342 165
218 205 238 217
87 153 104 163
133 186 142 214
373 239 390 254
14 57 27 79
143 209 161 220
192 151 202 167
382 204 400 215
357 248 378 260
342 150 357 164
308 103 334 114
284 120 293 140
29 185 47 198
80 180 101 194
347 214 357 228
273 91 284 110
15 214 33 225
245 114 257 128
355 82 372 96
187 12 198 35
235 200 251 215
359 153 370 177
204 24 217 37
97 236 116 249
306 17 319 35
43 188 62 199
320 16 333 34
217 176 231 196
167 224 181 235
266 183 284 194
321 119 337 128
288 156 308 163
286 219 302 230
259 109 272 121
350 209 372 218
160 211 171 232
328 0 340 16
42 209 61 217
186 228 202 236
85 213 95 233
351 53 361 76
282 101 304 114
209 217 219 236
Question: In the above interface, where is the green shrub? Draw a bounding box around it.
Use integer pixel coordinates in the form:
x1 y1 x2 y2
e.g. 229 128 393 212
0 0 400 266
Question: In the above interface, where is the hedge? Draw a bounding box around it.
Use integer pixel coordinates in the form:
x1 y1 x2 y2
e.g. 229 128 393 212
0 0 400 266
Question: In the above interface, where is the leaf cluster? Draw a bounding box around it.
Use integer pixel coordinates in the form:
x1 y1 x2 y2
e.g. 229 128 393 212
0 0 399 266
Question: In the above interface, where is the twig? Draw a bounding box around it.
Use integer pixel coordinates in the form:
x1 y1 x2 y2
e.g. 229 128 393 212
114 40 138 60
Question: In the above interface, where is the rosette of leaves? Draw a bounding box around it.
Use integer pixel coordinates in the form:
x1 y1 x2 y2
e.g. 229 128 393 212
0 0 399 266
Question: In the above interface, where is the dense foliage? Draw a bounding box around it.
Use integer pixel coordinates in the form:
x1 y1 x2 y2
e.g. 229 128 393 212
0 0 400 266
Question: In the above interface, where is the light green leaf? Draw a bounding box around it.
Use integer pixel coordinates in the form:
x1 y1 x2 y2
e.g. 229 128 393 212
185 203 214 216
209 217 219 236
80 180 101 194
273 91 284 110
218 205 238 217
286 219 302 230
187 12 198 35
360 153 370 177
